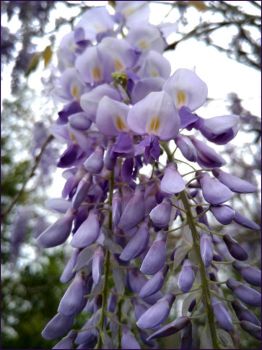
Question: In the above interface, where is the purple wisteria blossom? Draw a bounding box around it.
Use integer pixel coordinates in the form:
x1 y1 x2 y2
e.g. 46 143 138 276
36 2 261 349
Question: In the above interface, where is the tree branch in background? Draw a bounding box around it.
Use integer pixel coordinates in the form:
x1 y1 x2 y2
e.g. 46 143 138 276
2 135 54 220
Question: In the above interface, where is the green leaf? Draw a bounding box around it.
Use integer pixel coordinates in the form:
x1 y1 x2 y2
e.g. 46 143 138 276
25 53 41 77
42 45 52 67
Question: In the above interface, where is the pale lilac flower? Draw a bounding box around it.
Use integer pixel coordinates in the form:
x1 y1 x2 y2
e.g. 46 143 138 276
140 233 166 275
71 210 100 248
127 91 180 140
199 173 233 205
96 96 130 136
211 297 233 332
37 209 74 248
160 163 185 194
163 68 208 111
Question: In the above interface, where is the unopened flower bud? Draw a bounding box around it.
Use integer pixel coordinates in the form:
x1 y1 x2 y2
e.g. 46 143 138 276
223 234 248 261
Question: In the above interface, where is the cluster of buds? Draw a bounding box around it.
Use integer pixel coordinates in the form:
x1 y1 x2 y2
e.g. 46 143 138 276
36 2 260 349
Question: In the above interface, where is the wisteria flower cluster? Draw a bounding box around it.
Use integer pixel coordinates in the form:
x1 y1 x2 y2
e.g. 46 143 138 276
36 2 261 349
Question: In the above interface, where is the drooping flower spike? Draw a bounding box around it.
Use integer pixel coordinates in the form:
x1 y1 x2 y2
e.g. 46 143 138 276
36 3 260 349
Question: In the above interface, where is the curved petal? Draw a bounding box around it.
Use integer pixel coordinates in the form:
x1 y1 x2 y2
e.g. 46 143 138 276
137 50 171 79
127 91 180 140
96 96 130 136
163 68 208 111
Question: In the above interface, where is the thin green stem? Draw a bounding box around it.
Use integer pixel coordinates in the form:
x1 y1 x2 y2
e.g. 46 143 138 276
180 191 220 349
117 299 123 349
97 170 114 349
163 143 220 348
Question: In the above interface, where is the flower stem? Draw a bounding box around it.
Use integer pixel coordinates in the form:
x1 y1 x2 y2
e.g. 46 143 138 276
180 190 220 349
97 170 114 349
162 142 220 349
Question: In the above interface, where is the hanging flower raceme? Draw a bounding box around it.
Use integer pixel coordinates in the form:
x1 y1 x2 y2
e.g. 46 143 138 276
35 2 260 349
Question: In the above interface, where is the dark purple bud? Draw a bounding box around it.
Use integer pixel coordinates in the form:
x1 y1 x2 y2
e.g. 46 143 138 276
149 198 172 228
118 186 145 231
180 321 192 350
52 330 76 349
196 205 209 226
57 143 84 168
212 169 256 193
233 211 260 230
42 313 74 340
190 137 226 168
121 157 134 183
178 259 196 293
240 321 262 340
210 205 235 225
188 299 196 313
199 173 233 205
226 278 261 307
232 261 261 286
231 300 261 326
58 101 82 124
121 326 141 349
71 211 100 248
223 234 248 261
147 315 190 340
127 268 147 293
198 115 239 145
211 297 233 332
72 174 91 210
140 233 166 275
120 222 149 261
37 209 74 248
137 294 175 329
58 274 85 316
92 246 104 286
175 135 197 162
160 164 185 194
83 146 104 174
60 249 78 283
45 198 72 213
112 133 134 155
139 266 168 298
200 233 213 267
68 112 92 130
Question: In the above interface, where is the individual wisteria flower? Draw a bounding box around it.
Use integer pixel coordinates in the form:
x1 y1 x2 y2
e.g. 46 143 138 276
232 261 261 286
211 297 233 332
36 3 261 349
200 233 213 267
140 232 166 275
160 163 185 194
223 234 248 261
226 278 261 307
163 68 208 110
37 208 75 248
119 222 149 261
147 316 190 340
178 259 196 292
136 293 175 329
121 326 141 349
127 91 180 140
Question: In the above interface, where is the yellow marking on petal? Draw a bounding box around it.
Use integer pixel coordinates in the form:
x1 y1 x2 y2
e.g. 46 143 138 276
177 90 187 107
115 116 127 131
149 116 160 132
138 39 149 50
70 132 77 143
92 66 102 81
150 68 159 77
114 59 124 72
123 7 135 16
71 84 80 100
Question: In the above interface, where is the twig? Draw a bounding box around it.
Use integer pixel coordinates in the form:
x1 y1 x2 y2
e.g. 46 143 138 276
2 135 54 219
